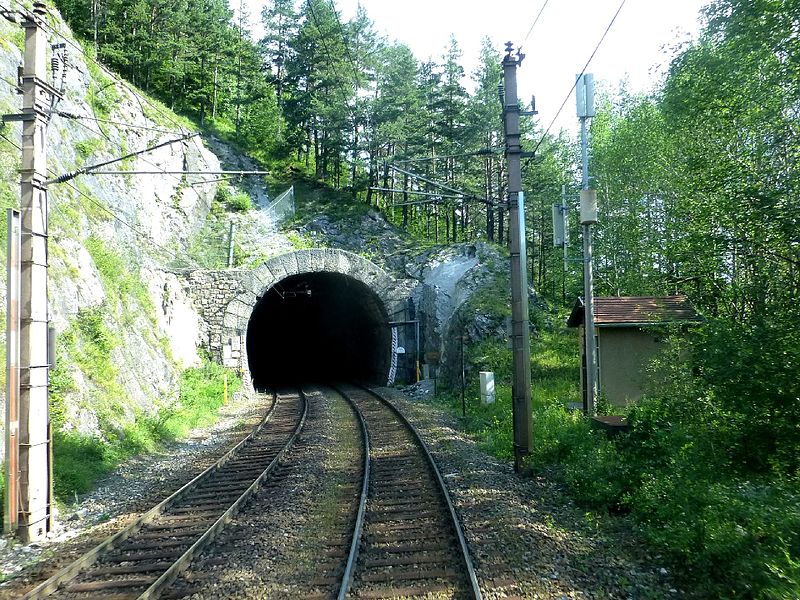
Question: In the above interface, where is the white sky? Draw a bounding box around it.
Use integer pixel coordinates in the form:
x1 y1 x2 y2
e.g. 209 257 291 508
247 0 708 134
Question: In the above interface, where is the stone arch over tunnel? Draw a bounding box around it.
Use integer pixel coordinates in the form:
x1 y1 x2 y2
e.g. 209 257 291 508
221 249 397 389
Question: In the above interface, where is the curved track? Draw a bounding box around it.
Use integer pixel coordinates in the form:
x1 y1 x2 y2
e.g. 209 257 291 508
336 384 481 600
22 389 307 600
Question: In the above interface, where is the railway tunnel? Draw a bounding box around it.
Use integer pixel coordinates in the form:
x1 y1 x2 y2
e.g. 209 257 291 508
233 250 395 390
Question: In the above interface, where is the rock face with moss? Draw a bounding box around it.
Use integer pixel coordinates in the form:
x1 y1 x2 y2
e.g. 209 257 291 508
0 13 235 453
406 243 511 386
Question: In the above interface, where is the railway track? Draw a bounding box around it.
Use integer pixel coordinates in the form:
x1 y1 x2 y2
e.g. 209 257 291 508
335 384 481 600
22 389 307 600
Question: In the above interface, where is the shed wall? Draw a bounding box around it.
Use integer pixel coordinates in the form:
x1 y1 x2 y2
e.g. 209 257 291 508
598 327 664 406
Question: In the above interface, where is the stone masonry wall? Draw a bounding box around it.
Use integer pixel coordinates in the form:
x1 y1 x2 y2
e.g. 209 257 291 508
181 269 249 369
180 249 404 387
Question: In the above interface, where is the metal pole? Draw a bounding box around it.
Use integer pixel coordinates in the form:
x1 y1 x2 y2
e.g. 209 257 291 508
415 320 420 383
5 209 20 533
561 185 568 305
227 221 235 268
502 43 533 472
460 333 465 417
580 111 597 416
17 5 54 541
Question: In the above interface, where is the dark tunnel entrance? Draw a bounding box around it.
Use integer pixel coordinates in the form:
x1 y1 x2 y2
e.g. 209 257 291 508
246 272 391 389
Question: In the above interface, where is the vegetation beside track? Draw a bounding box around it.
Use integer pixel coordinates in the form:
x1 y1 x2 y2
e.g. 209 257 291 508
432 315 799 599
48 360 242 504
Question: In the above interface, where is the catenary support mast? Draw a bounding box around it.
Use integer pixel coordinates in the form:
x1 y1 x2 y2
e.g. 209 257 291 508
501 43 532 472
17 3 55 541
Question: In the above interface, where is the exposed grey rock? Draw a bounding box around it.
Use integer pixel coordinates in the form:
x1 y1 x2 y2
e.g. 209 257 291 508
0 12 276 450
405 242 509 385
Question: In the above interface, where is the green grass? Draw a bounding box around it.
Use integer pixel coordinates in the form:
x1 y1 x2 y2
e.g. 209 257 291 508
160 361 242 439
49 360 241 501
434 318 581 460
271 174 371 226
74 138 105 163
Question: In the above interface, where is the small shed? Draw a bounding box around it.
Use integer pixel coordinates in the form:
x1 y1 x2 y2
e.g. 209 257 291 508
567 295 700 408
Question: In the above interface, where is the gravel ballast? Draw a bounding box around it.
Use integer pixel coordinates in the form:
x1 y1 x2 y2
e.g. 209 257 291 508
0 391 268 599
1 386 683 599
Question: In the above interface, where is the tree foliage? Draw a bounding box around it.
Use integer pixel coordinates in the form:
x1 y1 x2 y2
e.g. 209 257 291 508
49 0 800 592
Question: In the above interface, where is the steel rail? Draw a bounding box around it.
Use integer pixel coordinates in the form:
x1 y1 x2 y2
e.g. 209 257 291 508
20 391 295 599
334 385 371 600
341 384 482 599
363 385 482 599
139 390 308 598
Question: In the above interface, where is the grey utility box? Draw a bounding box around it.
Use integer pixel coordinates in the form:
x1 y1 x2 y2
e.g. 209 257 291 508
480 371 496 405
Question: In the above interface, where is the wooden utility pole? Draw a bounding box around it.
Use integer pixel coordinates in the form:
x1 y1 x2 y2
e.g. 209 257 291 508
501 43 532 472
6 3 56 541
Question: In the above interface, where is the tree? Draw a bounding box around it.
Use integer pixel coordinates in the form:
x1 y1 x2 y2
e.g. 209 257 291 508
259 0 298 108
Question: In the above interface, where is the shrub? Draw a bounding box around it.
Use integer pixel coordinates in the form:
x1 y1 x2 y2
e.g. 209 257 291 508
227 191 253 212
50 360 241 501
437 317 800 597
52 430 116 498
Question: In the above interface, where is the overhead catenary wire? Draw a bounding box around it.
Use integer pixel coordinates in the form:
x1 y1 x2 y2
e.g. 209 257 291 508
34 15 211 165
55 111 179 135
1 73 23 94
524 0 627 171
392 148 503 164
0 128 22 151
325 0 361 90
2 125 99 237
46 132 199 184
0 5 232 268
59 176 203 269
521 0 551 46
56 104 258 189
60 110 187 185
306 0 360 111
1 128 202 268
385 163 500 207
35 27 266 198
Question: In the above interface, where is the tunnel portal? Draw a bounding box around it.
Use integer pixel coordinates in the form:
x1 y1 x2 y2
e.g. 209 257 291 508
246 271 391 389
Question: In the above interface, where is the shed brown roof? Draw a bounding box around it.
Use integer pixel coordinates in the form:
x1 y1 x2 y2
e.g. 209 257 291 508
566 295 701 328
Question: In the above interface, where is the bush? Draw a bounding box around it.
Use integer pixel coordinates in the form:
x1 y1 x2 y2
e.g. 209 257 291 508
438 318 800 598
161 361 242 440
227 191 253 212
53 430 117 498
214 184 252 212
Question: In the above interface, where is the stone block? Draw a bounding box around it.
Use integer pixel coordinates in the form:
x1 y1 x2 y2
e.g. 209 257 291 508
236 289 257 308
337 252 352 274
296 250 312 274
228 298 251 319
311 249 326 272
323 249 339 272
268 256 288 281
285 251 299 274
223 311 241 329
253 265 277 291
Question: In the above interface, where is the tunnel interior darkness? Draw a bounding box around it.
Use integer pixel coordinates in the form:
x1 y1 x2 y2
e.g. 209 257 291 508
246 272 391 389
